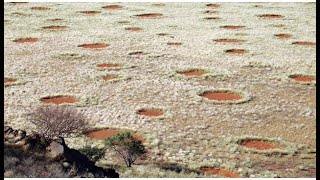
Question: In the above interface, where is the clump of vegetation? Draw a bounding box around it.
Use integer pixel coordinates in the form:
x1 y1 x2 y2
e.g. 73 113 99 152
104 132 146 167
29 106 90 141
78 146 105 162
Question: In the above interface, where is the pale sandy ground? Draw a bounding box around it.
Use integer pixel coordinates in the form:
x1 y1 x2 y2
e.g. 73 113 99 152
4 2 316 178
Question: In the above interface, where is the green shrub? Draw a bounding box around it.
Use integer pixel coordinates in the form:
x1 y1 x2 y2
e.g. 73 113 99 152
78 146 105 162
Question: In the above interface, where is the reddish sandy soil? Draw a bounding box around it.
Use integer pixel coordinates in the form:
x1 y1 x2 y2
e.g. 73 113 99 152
258 14 284 19
97 63 122 68
290 75 315 82
214 39 243 43
85 129 144 142
78 43 109 49
137 109 164 117
14 38 39 43
135 13 163 18
200 167 241 178
102 75 118 81
125 27 143 32
225 49 248 54
102 5 123 10
275 34 292 39
201 92 242 101
240 140 284 150
4 78 16 84
221 25 245 30
206 4 221 9
177 70 206 77
40 96 79 105
292 41 316 46
42 26 66 30
31 7 50 11
79 11 101 15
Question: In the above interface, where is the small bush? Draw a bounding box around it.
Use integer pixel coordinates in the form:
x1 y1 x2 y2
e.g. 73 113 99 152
105 132 146 167
78 146 105 162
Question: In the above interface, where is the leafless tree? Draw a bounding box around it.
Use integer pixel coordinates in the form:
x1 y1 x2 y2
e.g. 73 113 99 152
29 106 89 140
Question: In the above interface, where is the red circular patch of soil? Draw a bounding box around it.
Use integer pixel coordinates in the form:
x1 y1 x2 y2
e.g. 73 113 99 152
221 25 245 30
40 96 79 105
31 7 50 11
167 42 182 46
42 26 66 30
102 5 123 10
177 70 206 77
200 91 242 101
97 63 122 69
79 11 101 15
125 27 143 32
258 14 284 19
200 167 240 178
204 17 221 20
102 75 118 81
214 39 243 43
78 43 109 49
289 75 315 82
137 109 164 117
239 139 283 150
225 49 248 54
134 13 163 18
4 78 16 84
85 129 144 142
274 34 292 39
14 38 39 43
206 4 221 9
292 41 316 46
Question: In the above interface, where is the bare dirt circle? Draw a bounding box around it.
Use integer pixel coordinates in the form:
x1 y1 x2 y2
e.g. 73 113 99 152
134 13 163 18
97 63 122 69
85 129 144 142
102 5 123 10
42 26 66 30
79 11 101 15
136 108 164 117
40 96 79 105
292 41 316 46
125 27 143 32
4 78 17 84
289 75 315 83
225 49 248 55
31 7 50 11
200 91 242 101
258 14 284 19
213 39 244 43
200 167 240 178
206 4 221 9
14 38 39 43
78 43 109 49
102 75 119 81
239 139 284 150
221 25 245 30
177 69 206 77
274 34 292 39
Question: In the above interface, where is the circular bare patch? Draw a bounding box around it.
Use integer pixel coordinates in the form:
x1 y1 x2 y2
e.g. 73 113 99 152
225 49 248 55
4 78 17 84
206 4 221 9
102 74 119 81
14 38 39 43
136 108 164 117
125 27 143 32
78 43 109 49
31 7 50 11
85 129 144 142
200 91 242 101
200 167 240 178
258 14 284 19
274 34 292 39
213 39 244 43
177 69 206 77
42 25 66 30
289 74 315 83
221 25 245 30
292 41 316 46
197 89 250 104
134 13 163 18
79 11 101 15
40 95 79 105
239 139 284 150
167 42 182 46
48 18 64 22
97 63 122 69
102 5 123 10
204 17 221 20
